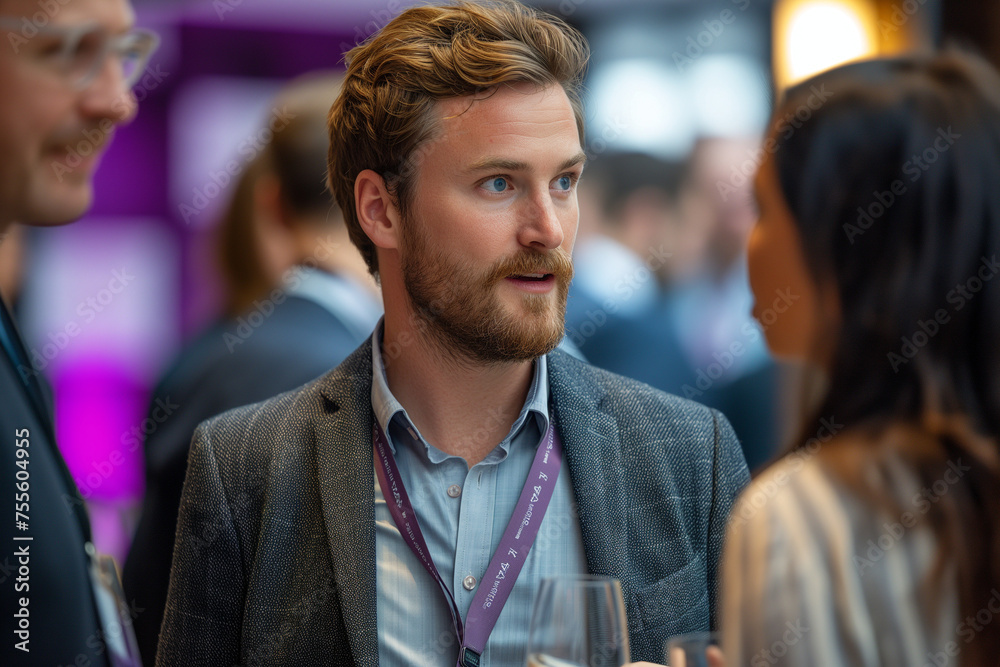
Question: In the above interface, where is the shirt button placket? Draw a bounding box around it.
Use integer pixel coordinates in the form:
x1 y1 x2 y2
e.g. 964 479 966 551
454 465 491 610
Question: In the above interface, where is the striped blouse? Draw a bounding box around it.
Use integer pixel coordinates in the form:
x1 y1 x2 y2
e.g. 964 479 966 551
720 451 961 666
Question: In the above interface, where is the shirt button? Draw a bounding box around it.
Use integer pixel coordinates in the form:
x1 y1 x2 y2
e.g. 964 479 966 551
463 575 477 591
447 484 462 498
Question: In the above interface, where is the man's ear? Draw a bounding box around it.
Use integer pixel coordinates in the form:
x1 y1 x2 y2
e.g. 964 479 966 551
355 169 402 250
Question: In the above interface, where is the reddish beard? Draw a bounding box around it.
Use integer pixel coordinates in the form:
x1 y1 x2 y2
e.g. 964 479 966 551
399 224 573 364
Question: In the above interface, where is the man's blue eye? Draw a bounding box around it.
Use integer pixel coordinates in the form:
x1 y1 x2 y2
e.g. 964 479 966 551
556 175 572 190
483 177 508 192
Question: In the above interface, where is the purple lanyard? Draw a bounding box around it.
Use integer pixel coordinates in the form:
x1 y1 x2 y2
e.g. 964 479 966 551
373 420 563 667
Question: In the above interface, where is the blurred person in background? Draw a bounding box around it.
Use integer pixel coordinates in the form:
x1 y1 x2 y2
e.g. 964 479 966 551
567 152 691 328
566 152 699 408
678 137 783 470
676 137 764 375
722 49 1000 665
0 0 157 663
123 71 381 664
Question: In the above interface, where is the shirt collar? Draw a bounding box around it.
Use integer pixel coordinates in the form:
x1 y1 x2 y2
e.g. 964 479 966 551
370 318 550 460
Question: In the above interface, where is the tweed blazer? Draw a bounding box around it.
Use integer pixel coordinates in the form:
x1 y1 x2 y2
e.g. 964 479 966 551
125 294 371 666
157 340 749 666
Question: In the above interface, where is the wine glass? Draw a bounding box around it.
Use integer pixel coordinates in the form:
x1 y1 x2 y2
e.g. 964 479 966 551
665 631 724 667
525 575 631 667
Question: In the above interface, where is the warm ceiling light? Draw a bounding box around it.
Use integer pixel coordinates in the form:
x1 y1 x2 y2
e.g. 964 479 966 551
774 0 879 89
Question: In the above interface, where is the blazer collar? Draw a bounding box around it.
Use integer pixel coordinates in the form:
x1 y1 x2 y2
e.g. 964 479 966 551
548 351 629 580
315 339 380 666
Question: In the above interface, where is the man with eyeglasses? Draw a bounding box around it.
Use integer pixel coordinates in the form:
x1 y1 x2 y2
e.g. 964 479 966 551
0 0 157 665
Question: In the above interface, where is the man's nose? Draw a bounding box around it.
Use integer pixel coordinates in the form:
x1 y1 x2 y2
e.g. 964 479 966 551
518 192 566 251
79 57 138 126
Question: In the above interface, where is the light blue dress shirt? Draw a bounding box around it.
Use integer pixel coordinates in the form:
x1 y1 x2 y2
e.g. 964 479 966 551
371 324 589 666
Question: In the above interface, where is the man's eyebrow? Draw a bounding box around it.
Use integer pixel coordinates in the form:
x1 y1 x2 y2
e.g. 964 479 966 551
560 151 588 171
466 157 528 173
466 151 588 174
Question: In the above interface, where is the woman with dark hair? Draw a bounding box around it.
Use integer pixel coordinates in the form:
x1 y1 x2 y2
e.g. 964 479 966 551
721 50 1000 665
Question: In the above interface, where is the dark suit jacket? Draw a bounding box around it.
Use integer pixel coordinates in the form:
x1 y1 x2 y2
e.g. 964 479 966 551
0 309 108 666
124 294 370 664
157 340 749 665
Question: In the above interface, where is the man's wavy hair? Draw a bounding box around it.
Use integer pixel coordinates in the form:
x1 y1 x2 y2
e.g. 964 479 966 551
326 0 589 278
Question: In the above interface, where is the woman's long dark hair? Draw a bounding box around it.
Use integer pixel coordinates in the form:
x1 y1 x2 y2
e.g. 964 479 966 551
773 49 1000 663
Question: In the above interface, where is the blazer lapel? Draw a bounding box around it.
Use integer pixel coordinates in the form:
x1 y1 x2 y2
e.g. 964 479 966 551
548 351 629 579
313 340 379 666
0 299 56 442
0 300 91 539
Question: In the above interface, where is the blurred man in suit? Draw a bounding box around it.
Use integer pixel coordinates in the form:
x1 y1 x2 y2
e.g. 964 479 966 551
159 2 748 665
0 0 157 664
123 73 381 665
567 152 701 390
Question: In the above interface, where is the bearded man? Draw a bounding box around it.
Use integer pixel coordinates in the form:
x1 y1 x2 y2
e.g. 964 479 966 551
158 2 749 665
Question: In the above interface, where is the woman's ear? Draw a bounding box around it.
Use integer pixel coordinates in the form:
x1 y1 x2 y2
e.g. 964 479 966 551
354 169 402 250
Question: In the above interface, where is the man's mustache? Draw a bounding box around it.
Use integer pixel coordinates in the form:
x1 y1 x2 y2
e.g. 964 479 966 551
47 126 115 152
483 248 574 286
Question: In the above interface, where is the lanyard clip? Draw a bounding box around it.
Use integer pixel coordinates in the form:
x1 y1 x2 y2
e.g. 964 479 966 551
459 646 482 667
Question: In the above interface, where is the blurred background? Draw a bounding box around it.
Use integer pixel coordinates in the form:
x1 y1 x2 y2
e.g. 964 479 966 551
1 0 995 562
